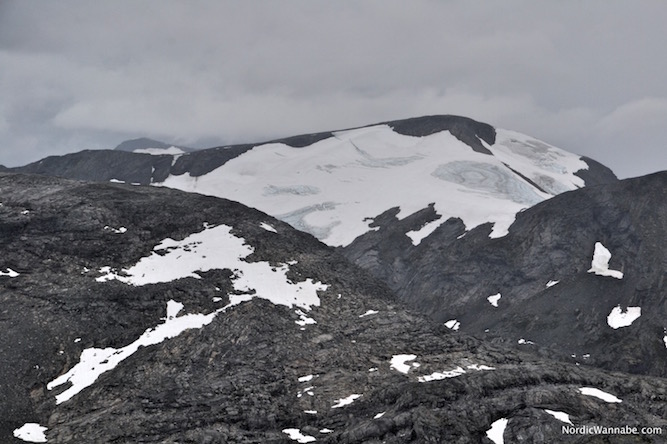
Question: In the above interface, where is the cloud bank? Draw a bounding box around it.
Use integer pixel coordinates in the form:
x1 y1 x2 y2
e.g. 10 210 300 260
0 1 665 177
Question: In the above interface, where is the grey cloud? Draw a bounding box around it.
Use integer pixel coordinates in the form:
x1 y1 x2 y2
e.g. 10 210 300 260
0 0 666 177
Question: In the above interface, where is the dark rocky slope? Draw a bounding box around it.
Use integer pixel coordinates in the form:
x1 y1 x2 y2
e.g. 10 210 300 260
1 173 666 443
342 171 667 377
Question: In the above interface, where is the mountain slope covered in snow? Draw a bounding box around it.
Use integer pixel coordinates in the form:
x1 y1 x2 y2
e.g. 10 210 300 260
8 115 616 247
155 116 615 246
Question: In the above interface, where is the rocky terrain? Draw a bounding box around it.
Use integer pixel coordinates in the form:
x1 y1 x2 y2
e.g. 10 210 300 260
342 171 667 377
1 172 667 443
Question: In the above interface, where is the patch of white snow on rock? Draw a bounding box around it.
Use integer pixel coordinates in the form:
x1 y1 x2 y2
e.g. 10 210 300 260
359 309 379 318
0 268 19 277
331 394 362 409
259 222 277 233
282 428 316 443
390 354 419 374
95 223 327 310
13 423 48 443
418 366 466 382
486 418 508 444
588 242 623 279
487 293 501 307
444 319 460 330
607 305 641 329
298 374 316 383
579 387 622 403
544 409 574 425
47 300 218 404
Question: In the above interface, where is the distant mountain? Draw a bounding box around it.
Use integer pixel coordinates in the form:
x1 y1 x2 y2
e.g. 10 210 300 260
7 115 617 245
113 137 196 154
2 173 666 443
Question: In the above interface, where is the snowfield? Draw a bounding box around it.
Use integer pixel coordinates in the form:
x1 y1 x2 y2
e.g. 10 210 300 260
96 223 327 309
155 126 587 246
607 305 641 329
588 242 624 279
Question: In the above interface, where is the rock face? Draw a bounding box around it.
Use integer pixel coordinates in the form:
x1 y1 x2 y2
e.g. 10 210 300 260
342 172 667 377
2 173 667 443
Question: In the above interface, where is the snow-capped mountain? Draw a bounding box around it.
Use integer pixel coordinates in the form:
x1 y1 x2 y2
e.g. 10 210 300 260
156 123 597 246
9 115 616 247
2 173 666 443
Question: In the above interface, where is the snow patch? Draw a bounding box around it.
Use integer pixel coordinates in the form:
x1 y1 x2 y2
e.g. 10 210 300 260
406 218 442 246
544 409 573 425
331 394 361 408
579 387 622 403
95 224 327 310
295 309 316 326
487 293 501 307
444 319 460 330
109 179 125 183
546 280 559 287
104 225 127 234
607 306 641 329
359 310 379 318
374 412 386 419
13 423 48 443
486 418 508 444
260 222 277 233
0 268 19 277
588 242 623 279
518 338 535 345
134 146 185 155
418 366 466 382
467 364 496 371
47 300 217 404
390 354 418 374
298 374 316 383
282 428 316 443
296 386 315 398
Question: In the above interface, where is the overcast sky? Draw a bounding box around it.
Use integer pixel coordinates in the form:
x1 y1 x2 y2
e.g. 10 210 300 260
1 1 665 178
